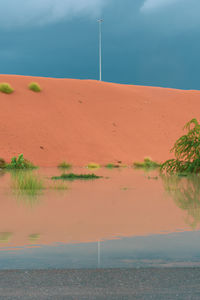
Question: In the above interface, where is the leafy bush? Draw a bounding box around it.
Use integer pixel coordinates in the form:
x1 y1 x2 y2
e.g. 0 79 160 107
0 83 14 94
133 157 160 169
58 161 72 169
5 154 36 169
87 163 100 169
52 173 102 181
0 158 6 168
28 82 42 92
161 119 200 174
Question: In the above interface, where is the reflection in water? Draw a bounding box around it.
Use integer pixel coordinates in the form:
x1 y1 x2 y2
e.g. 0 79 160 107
0 171 5 178
0 232 12 243
29 234 41 244
161 174 200 229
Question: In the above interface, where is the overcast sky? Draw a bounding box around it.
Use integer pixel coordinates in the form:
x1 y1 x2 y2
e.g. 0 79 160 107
1 0 200 89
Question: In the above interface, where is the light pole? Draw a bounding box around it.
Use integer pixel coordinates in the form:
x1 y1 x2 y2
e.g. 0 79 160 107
97 19 103 81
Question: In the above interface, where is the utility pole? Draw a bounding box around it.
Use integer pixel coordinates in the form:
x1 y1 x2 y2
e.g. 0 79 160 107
97 19 103 81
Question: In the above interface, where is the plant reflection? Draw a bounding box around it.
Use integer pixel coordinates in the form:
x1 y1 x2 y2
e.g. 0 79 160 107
0 232 13 243
161 174 200 229
29 233 41 244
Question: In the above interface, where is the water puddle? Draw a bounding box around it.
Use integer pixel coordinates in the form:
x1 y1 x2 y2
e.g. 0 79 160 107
0 167 200 269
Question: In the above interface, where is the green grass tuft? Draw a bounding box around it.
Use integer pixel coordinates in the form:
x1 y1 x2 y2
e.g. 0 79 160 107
87 163 100 169
105 163 120 169
5 154 36 170
28 82 42 92
12 172 44 197
52 173 102 181
57 161 72 169
0 83 14 94
133 157 161 170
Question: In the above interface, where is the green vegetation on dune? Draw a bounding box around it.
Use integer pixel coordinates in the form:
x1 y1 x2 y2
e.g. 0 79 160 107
161 119 200 174
133 157 161 170
28 82 42 92
5 154 36 170
105 163 120 169
58 161 72 170
0 83 14 94
87 163 100 169
52 173 102 181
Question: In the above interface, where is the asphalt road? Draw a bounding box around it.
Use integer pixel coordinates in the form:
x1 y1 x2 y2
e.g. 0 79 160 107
0 268 200 300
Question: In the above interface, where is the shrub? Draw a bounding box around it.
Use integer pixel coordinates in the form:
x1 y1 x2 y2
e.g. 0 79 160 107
58 161 72 169
28 82 42 92
5 154 36 170
52 173 102 181
87 163 100 169
133 157 160 169
0 158 6 168
161 119 200 174
0 83 14 94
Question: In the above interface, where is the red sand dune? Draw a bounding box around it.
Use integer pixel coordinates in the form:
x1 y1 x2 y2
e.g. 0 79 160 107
0 74 200 167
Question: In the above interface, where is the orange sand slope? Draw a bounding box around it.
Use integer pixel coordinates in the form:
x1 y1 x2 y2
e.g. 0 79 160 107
0 75 200 167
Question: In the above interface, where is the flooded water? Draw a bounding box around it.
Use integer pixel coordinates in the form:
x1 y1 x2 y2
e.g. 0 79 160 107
0 167 200 269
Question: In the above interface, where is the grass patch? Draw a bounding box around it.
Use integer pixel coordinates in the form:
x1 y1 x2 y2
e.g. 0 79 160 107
105 163 120 169
49 182 68 190
133 157 161 170
0 83 14 94
87 163 100 169
58 161 72 170
12 171 44 197
5 154 36 170
0 158 6 168
28 82 42 92
52 173 102 181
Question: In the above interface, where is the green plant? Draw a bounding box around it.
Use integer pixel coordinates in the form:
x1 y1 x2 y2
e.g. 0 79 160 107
5 154 36 169
28 82 42 92
161 119 200 174
87 163 100 169
0 158 6 168
105 163 120 169
58 161 72 169
52 173 102 181
133 157 160 169
12 171 44 197
0 83 14 94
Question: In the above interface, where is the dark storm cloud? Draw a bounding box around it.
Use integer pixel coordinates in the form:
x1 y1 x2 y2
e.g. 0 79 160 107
0 0 200 90
0 0 108 28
